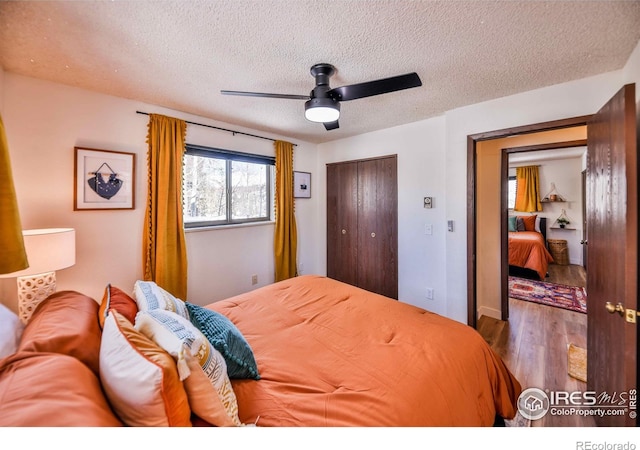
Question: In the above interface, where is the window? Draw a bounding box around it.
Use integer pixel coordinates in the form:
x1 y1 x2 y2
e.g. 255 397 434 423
183 144 274 228
508 176 517 210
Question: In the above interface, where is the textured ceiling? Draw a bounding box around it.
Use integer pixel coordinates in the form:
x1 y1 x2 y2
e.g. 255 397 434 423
1 1 639 144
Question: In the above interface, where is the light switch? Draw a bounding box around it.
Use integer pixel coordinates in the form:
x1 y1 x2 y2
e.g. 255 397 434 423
447 220 454 232
425 224 433 235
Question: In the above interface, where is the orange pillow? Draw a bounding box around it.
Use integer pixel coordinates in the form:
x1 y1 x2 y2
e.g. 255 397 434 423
0 352 123 426
18 291 102 375
518 215 537 232
98 284 138 329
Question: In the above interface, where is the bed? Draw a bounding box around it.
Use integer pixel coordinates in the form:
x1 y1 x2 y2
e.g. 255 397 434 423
209 275 522 426
0 275 522 427
508 216 553 280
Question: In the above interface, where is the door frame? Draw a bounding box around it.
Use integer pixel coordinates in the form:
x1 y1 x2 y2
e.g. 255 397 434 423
466 115 592 327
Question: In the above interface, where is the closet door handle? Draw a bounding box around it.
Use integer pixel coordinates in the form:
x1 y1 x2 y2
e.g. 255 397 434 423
370 232 376 238
341 229 347 235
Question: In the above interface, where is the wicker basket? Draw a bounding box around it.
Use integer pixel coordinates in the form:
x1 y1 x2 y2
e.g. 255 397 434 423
548 239 569 265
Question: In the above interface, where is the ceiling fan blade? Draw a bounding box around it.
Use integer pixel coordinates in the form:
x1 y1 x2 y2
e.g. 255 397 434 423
221 90 310 100
328 72 422 101
323 120 340 131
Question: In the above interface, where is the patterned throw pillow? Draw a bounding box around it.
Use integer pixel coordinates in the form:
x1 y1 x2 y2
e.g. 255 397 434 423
185 302 260 380
133 280 189 319
99 311 191 427
135 309 242 426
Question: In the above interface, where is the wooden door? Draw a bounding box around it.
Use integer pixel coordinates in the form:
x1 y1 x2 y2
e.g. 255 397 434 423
586 83 637 426
581 170 587 269
357 156 398 299
327 161 358 286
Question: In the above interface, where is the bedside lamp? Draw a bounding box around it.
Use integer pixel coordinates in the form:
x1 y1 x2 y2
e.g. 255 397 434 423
0 228 76 323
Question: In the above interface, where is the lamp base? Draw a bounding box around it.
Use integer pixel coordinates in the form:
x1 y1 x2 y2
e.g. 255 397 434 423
17 271 56 324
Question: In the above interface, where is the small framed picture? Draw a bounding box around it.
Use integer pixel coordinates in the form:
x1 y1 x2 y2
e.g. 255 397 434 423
293 171 311 198
74 147 135 210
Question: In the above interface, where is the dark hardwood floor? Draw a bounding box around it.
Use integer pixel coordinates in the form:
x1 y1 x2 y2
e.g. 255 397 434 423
479 263 594 427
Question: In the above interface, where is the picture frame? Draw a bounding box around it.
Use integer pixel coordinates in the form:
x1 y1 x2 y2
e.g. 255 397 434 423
74 147 135 210
293 171 311 198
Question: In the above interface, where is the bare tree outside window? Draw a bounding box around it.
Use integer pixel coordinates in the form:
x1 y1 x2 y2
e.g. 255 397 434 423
183 146 273 227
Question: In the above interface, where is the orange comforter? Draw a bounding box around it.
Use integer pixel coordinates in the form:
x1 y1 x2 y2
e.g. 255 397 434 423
208 275 521 426
509 231 554 280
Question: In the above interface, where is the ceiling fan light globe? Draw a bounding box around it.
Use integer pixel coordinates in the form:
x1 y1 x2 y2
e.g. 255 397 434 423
304 98 340 123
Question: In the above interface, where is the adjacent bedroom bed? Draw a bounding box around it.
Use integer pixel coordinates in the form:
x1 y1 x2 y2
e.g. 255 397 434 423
508 215 553 280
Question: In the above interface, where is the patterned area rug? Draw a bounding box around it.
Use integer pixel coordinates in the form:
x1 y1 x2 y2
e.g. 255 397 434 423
508 277 587 313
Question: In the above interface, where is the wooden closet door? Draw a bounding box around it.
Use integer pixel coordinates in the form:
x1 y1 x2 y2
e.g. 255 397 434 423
357 156 398 299
326 161 359 286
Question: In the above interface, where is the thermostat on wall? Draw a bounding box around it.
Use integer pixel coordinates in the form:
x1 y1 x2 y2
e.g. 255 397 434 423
424 197 433 208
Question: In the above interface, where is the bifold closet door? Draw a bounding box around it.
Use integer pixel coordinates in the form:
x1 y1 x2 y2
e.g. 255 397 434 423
357 156 398 299
327 155 398 300
326 161 358 287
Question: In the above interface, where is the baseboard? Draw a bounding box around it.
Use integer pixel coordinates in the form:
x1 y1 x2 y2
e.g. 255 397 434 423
478 306 502 321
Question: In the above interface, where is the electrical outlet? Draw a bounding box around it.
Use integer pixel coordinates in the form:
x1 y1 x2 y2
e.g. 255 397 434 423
251 274 258 285
426 288 434 300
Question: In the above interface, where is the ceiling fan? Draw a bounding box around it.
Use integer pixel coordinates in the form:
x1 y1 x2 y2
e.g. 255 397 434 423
221 63 422 131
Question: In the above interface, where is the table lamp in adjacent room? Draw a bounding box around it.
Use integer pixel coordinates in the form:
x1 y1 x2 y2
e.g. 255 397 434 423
0 228 76 324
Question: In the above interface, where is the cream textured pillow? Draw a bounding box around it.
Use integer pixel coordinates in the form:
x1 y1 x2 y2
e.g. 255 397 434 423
135 309 242 426
133 280 189 318
99 310 192 427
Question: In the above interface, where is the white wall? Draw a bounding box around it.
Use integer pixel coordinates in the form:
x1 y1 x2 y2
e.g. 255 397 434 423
1 73 320 311
317 117 448 315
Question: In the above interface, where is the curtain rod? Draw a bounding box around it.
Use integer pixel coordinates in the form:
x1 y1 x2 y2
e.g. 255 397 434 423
136 111 296 146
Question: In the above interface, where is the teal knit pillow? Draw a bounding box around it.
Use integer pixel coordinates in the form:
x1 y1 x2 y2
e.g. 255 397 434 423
185 302 260 380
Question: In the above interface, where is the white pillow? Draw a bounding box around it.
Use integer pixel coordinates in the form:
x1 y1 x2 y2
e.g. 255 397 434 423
0 304 24 359
133 280 189 318
99 311 192 426
135 309 242 426
535 215 541 233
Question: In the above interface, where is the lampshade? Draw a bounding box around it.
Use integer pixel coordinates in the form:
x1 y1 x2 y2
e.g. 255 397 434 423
0 228 76 278
304 98 340 123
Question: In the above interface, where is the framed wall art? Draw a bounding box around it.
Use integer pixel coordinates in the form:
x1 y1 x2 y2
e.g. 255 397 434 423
293 171 311 198
74 147 135 210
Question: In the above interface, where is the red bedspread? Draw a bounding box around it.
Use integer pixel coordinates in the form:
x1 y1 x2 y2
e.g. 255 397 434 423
509 231 554 280
208 275 521 426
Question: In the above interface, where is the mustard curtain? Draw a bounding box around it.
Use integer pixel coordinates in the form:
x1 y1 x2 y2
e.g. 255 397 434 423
274 140 297 281
0 114 28 274
143 114 188 299
514 165 543 212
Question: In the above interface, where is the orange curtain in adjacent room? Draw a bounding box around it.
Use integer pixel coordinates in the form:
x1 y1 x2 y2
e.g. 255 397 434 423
0 114 28 274
514 165 543 212
143 114 188 299
274 140 297 282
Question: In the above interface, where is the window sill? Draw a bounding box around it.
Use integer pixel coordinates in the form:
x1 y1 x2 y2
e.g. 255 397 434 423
185 220 275 233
